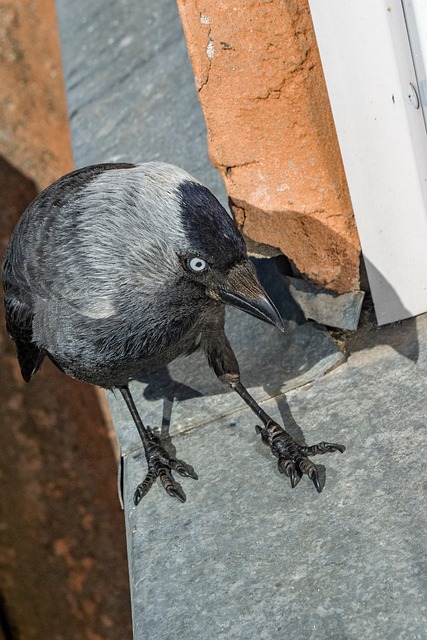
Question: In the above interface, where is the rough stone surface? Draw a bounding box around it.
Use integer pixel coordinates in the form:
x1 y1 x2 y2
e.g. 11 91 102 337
121 312 427 640
177 0 361 292
254 257 364 331
286 275 365 330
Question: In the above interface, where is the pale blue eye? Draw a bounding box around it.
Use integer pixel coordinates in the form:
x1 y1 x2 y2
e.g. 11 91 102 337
188 257 207 272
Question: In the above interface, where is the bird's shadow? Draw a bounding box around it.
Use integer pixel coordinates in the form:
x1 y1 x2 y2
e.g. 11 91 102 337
138 368 203 457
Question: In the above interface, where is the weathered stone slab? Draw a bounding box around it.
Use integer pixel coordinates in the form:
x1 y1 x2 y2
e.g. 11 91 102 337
286 275 365 330
123 313 427 639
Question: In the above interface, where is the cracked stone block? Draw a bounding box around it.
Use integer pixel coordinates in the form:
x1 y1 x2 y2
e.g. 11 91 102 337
286 275 365 331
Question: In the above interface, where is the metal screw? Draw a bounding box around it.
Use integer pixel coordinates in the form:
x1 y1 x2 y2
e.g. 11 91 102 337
408 83 420 109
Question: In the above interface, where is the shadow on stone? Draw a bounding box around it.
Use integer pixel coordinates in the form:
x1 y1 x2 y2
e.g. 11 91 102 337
141 367 204 435
349 257 420 363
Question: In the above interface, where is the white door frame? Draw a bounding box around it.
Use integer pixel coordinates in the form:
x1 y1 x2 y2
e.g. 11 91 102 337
308 0 427 325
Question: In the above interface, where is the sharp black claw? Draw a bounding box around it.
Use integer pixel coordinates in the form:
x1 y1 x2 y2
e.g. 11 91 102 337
173 460 199 480
133 471 156 505
310 469 323 493
289 466 298 489
278 458 293 483
300 441 346 456
133 484 149 505
277 457 288 476
167 485 187 503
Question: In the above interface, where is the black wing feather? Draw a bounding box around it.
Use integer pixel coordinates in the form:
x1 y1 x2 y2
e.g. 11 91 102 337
3 256 45 382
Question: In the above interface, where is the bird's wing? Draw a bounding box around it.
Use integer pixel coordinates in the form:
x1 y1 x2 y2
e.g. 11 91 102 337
2 255 45 381
3 164 139 320
2 255 34 342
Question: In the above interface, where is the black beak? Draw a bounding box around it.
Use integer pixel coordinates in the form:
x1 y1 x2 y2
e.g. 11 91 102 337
214 260 285 332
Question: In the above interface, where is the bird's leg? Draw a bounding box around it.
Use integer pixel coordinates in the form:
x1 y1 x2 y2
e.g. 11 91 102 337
205 331 345 492
119 386 198 505
231 380 345 492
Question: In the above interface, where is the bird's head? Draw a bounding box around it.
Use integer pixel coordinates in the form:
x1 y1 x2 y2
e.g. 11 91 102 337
112 162 284 331
169 170 285 332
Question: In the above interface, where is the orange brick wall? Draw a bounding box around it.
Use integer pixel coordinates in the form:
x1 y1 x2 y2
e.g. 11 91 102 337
177 0 361 292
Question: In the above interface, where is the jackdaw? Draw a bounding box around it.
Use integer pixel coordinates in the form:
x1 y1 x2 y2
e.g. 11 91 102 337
2 162 345 504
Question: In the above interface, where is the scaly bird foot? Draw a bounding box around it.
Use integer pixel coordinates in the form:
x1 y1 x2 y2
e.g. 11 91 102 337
134 428 198 505
255 422 345 493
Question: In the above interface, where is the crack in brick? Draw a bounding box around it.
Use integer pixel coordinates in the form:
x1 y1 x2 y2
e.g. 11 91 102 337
252 76 287 101
198 14 214 93
223 160 260 174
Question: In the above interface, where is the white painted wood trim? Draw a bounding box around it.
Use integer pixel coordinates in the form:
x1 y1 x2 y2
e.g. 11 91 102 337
308 0 427 325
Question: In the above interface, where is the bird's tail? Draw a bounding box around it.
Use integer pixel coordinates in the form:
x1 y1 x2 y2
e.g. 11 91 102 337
14 339 45 382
